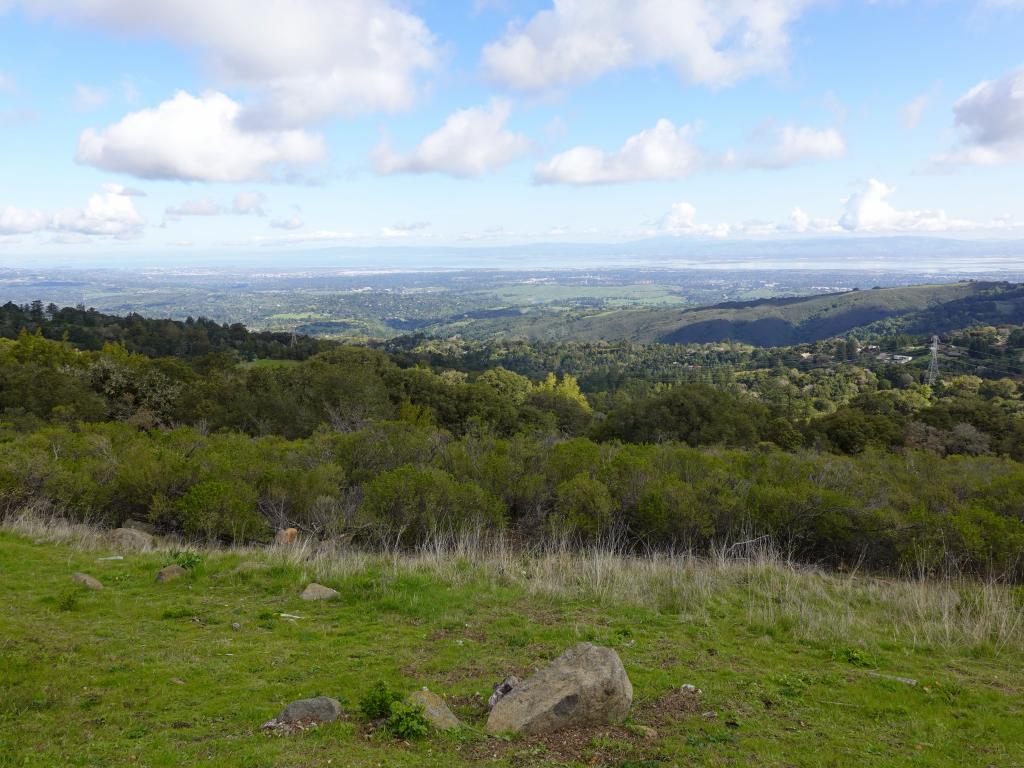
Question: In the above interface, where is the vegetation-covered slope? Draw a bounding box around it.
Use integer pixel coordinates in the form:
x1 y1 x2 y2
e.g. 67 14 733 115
1 525 1021 768
506 282 1024 345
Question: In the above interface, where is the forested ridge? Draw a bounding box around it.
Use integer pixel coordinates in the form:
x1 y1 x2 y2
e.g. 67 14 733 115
3 301 1024 577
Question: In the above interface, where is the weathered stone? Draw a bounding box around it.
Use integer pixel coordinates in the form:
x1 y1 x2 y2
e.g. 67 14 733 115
485 643 632 736
635 725 658 740
262 696 343 733
488 675 521 709
110 527 153 551
408 689 461 731
122 518 156 535
300 583 338 601
71 572 103 590
156 564 187 583
278 697 343 724
274 528 298 545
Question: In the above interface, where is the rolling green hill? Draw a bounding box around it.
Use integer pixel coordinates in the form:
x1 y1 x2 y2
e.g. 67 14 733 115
491 281 1024 345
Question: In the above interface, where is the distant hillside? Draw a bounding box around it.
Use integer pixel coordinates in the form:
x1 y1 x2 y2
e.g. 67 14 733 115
503 281 1024 345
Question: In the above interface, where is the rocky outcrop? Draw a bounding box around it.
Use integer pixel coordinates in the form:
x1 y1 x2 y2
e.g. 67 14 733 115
71 572 103 590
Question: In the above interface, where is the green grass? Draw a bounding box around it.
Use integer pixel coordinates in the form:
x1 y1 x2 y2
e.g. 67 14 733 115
1 527 1021 767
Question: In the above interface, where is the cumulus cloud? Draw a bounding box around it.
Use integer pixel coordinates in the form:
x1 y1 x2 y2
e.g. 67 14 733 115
1 184 146 239
16 0 439 127
739 124 846 168
932 65 1024 166
373 100 530 178
482 0 810 92
535 119 702 184
51 184 146 238
0 206 48 234
660 201 730 238
76 90 326 182
838 179 966 232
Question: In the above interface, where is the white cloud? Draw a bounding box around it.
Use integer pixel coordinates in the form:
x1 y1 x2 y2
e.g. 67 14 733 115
232 191 267 216
373 100 530 178
838 179 965 232
74 84 109 111
51 184 146 238
270 214 303 230
2 185 146 239
482 0 810 92
18 0 439 127
0 206 48 234
932 65 1024 166
740 124 845 168
535 119 702 184
164 197 222 222
76 90 327 182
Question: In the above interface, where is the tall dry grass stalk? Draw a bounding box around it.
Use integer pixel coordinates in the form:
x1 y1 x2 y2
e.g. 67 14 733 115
4 510 1022 654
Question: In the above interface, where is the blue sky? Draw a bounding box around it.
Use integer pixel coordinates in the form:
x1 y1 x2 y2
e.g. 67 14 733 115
0 0 1023 263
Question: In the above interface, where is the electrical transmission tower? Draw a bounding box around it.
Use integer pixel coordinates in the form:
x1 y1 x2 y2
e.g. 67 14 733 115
927 335 940 386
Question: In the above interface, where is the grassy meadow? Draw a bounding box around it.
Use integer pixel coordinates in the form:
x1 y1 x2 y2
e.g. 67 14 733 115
1 516 1022 768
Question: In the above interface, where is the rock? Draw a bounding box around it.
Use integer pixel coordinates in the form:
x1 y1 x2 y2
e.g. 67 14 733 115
488 675 521 709
71 572 103 590
122 518 156 535
485 643 632 736
262 696 343 734
408 689 461 731
231 622 242 631
110 527 153 551
274 528 298 545
156 564 187 583
233 561 268 573
300 583 338 601
635 725 658 740
865 671 917 686
680 684 702 695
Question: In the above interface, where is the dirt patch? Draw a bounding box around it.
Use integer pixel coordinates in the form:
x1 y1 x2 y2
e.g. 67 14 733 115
460 723 653 767
635 687 704 727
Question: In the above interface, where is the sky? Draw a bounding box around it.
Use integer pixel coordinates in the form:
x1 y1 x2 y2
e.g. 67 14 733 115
0 0 1023 264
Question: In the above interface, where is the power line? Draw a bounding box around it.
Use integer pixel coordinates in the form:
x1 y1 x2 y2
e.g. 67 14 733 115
927 335 940 386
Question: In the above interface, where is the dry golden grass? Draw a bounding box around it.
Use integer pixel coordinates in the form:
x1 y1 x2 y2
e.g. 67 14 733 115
5 509 1022 654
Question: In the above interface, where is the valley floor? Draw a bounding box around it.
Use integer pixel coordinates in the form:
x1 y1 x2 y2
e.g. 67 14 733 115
1 520 1021 767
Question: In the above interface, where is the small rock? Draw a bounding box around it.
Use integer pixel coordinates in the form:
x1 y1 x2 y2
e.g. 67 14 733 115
231 622 242 631
408 689 461 731
866 671 917 686
485 643 632 736
71 572 103 590
233 561 268 573
702 711 717 720
122 518 156 535
635 725 658 740
274 528 298 545
488 675 521 709
110 527 153 551
156 564 187 583
680 684 702 695
262 696 342 734
300 583 338 601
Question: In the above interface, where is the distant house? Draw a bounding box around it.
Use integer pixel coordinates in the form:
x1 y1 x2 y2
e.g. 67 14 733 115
876 352 914 364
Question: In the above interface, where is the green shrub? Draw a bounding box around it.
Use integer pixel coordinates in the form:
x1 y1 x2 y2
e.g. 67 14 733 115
386 700 430 740
359 681 402 721
551 474 614 541
175 480 267 543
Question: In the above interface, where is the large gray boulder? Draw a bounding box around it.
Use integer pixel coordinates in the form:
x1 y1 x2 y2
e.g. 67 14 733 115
110 527 153 551
485 643 632 735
